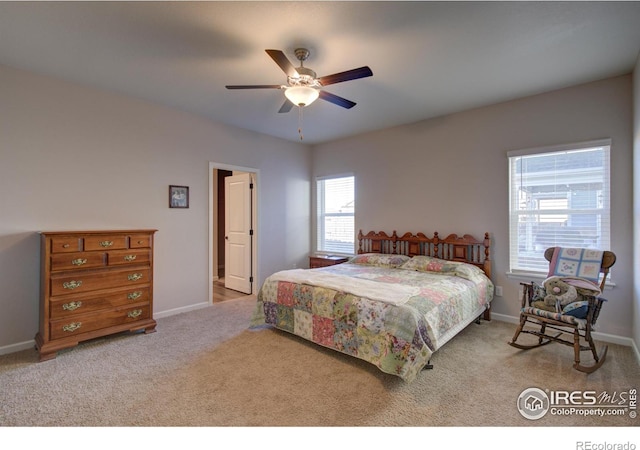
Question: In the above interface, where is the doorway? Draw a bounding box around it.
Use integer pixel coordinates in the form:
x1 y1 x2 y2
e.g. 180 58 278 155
209 162 259 304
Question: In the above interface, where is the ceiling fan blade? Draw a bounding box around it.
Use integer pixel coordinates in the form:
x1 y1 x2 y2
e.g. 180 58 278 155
278 99 294 114
265 49 299 78
318 66 373 86
319 90 356 109
226 85 282 89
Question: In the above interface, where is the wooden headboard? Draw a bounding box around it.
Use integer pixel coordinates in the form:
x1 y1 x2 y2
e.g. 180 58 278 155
357 230 492 279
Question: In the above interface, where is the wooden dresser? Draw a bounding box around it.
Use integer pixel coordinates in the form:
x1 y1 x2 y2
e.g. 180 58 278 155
309 254 350 269
36 230 158 361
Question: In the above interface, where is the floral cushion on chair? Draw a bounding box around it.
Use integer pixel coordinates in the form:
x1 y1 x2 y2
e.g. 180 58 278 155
531 282 546 302
522 306 588 329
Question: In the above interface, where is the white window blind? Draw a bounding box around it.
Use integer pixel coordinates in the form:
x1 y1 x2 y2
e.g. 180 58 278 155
508 140 611 274
316 175 355 254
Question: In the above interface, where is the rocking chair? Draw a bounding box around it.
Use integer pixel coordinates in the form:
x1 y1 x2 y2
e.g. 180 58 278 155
508 247 616 373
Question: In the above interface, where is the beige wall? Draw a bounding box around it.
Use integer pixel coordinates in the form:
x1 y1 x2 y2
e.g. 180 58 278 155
0 64 311 353
313 75 634 340
1 62 636 353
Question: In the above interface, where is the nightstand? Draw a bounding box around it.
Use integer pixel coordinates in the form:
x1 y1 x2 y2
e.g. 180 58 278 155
309 254 350 269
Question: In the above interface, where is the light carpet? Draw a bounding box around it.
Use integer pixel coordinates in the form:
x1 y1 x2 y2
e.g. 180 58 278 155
0 295 638 428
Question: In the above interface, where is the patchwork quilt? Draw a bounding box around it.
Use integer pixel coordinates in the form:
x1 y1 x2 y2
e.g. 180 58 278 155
547 247 604 284
251 256 494 382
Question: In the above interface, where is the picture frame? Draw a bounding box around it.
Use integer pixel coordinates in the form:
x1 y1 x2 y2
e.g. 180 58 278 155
169 185 189 208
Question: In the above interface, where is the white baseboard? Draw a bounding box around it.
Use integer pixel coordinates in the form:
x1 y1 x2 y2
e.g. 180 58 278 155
0 340 37 356
491 312 639 349
631 339 640 365
490 312 521 325
153 302 211 319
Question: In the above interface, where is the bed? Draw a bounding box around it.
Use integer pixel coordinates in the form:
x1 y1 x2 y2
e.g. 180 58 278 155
250 230 494 382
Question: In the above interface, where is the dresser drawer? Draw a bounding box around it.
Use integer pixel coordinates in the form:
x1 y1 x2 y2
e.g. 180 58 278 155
107 249 151 266
49 287 151 319
50 267 151 296
49 305 151 340
129 234 152 248
50 237 82 253
50 251 106 272
83 235 128 251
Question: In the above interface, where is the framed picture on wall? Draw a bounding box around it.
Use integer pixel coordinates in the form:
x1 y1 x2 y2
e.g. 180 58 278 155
169 185 189 208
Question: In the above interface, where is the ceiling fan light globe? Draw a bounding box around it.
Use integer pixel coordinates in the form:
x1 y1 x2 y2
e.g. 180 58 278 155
285 86 319 107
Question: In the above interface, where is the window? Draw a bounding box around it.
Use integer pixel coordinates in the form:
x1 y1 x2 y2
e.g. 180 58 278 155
508 140 610 274
316 175 355 254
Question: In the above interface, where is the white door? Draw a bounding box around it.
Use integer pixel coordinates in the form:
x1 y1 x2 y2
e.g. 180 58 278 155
225 173 253 294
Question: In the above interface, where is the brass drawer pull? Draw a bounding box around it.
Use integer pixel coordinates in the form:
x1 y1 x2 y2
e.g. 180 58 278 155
62 280 82 290
137 240 144 245
128 273 143 281
71 258 87 266
62 322 82 332
127 309 142 319
123 255 137 261
62 301 83 311
99 240 113 247
62 244 70 248
127 291 142 300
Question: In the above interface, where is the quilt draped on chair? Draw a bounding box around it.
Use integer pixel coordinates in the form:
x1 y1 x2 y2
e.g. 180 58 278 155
547 247 604 285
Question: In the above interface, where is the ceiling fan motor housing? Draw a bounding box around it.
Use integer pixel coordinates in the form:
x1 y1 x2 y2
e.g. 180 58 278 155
289 48 321 87
294 48 310 62
288 67 320 88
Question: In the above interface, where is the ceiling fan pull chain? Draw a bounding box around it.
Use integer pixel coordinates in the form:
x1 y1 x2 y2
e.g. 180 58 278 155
298 106 304 141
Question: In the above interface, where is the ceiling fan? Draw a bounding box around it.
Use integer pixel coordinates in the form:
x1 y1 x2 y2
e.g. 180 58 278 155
225 48 373 113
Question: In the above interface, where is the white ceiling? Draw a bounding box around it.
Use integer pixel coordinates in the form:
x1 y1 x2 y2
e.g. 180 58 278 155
1 1 639 145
